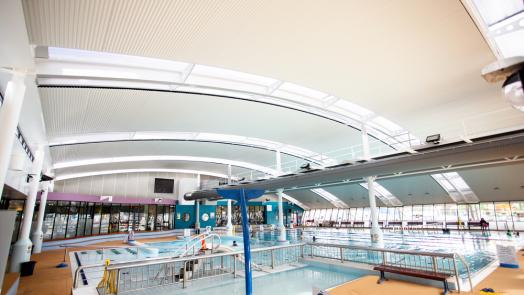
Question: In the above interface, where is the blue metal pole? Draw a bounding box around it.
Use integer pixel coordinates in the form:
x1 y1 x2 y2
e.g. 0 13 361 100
239 189 253 295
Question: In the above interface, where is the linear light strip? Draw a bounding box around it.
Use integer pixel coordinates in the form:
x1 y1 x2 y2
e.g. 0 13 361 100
48 131 333 165
52 155 279 176
55 168 230 181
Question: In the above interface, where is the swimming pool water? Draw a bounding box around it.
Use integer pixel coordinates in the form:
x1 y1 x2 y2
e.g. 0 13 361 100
76 228 524 276
124 263 366 295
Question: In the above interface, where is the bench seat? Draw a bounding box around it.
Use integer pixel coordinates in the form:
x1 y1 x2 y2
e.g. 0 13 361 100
373 265 452 295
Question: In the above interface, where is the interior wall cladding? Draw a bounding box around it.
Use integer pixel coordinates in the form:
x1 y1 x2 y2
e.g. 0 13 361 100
54 172 218 199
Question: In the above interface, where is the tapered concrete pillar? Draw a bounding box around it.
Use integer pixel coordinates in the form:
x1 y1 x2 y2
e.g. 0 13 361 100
10 148 44 272
31 180 52 254
195 174 201 230
367 176 384 245
276 189 287 242
226 165 233 235
0 73 26 200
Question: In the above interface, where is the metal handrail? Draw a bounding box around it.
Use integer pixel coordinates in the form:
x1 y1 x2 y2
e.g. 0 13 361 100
306 243 472 293
73 232 220 288
308 242 456 258
178 233 221 257
73 241 305 288
454 253 473 291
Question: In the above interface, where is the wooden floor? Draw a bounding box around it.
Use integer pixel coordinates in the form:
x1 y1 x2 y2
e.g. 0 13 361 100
329 250 524 295
13 239 524 295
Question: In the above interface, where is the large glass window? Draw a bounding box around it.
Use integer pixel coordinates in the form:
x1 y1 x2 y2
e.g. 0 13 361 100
84 203 94 236
468 204 481 221
100 204 111 234
66 202 80 238
355 208 363 222
479 202 497 230
110 204 121 233
412 205 423 222
156 205 165 230
92 204 102 235
445 203 458 228
423 205 434 222
495 202 513 230
378 207 388 221
402 206 412 222
510 201 524 230
434 204 446 223
349 208 356 222
42 201 56 241
362 207 371 225
76 202 88 237
119 205 130 232
147 205 157 230
457 204 469 223
52 201 70 239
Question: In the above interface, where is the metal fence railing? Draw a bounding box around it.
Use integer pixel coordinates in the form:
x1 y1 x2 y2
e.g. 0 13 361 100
305 243 472 293
73 242 472 294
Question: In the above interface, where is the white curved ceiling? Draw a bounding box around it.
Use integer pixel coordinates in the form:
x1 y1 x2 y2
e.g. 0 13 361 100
16 0 524 208
23 0 524 141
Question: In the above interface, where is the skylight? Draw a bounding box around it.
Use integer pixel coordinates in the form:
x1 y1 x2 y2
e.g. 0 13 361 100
360 182 403 206
37 46 420 155
431 172 479 203
310 188 349 208
468 1 524 59
280 192 310 210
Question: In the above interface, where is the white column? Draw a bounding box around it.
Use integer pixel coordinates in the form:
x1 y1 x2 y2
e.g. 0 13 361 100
195 174 200 229
276 189 287 242
275 149 282 174
0 73 26 200
367 176 384 245
361 123 371 160
10 148 44 272
31 180 52 254
226 164 233 235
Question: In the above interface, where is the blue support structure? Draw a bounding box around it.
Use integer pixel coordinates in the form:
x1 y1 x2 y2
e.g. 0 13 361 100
216 188 265 295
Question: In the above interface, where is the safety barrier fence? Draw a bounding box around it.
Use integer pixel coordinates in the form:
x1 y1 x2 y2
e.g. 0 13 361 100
90 243 305 294
305 243 473 293
74 242 472 294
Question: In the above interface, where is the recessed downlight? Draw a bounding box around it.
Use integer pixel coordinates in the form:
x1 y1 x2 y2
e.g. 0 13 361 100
493 187 500 190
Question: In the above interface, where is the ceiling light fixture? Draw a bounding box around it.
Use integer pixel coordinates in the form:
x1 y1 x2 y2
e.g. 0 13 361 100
482 57 524 112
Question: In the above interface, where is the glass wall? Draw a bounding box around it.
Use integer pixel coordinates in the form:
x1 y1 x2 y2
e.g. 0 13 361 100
216 205 266 226
40 201 175 241
301 201 524 230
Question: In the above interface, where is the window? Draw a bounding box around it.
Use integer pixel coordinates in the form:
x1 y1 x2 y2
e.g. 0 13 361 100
510 201 524 230
412 205 423 222
433 204 446 222
445 204 458 228
423 205 434 222
495 202 513 230
480 202 497 229
402 206 412 222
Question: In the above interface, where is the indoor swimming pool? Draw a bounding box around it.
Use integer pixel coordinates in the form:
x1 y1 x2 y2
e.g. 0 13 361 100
75 228 524 276
123 262 366 295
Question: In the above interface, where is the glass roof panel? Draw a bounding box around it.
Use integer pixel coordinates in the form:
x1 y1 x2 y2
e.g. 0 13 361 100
473 0 523 26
